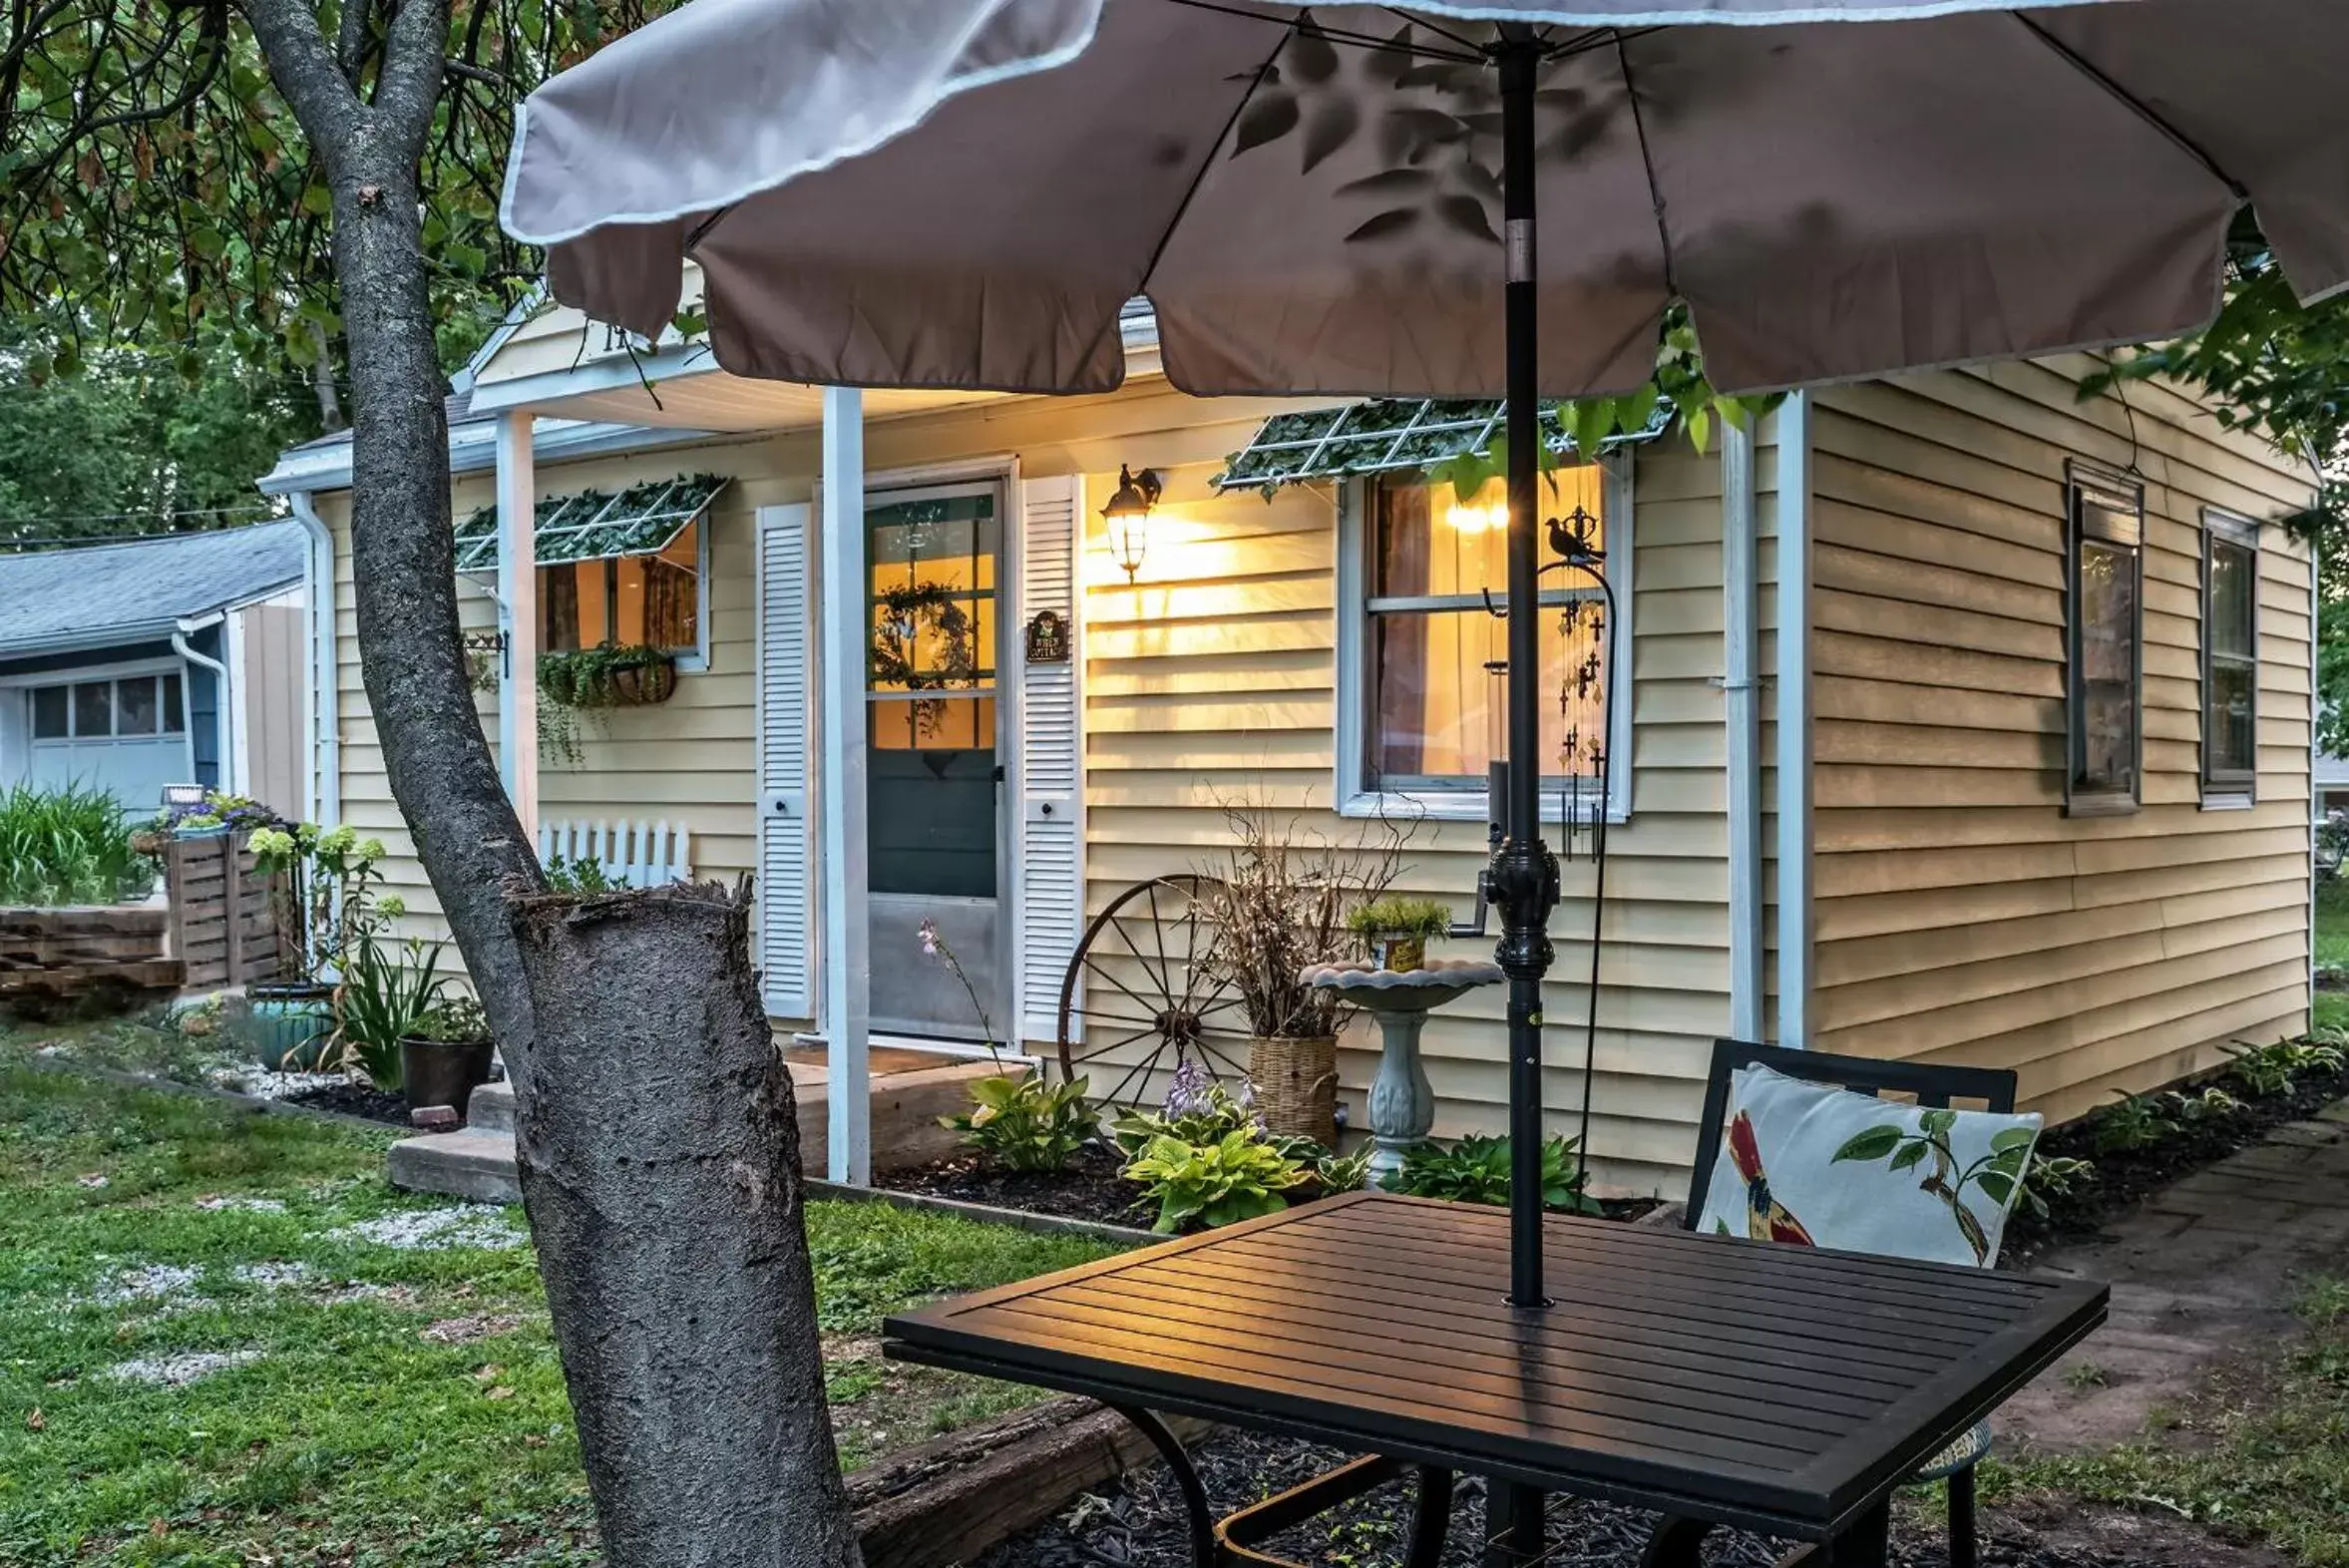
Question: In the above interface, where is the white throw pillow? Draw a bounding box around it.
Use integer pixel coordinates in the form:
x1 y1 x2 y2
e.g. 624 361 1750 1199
1694 1062 2043 1269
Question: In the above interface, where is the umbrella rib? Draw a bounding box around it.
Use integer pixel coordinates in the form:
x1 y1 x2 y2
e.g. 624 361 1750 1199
2009 14 2246 200
1608 32 1678 300
1383 7 1483 56
1156 0 1482 65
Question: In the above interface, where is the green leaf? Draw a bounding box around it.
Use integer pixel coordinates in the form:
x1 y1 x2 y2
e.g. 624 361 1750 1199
1683 403 1712 456
1832 1125 1904 1163
1569 398 1616 460
1990 1126 2037 1153
1977 1171 2016 1207
1889 1140 1929 1173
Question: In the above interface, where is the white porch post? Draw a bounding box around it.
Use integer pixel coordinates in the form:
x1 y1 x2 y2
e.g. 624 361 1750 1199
819 387 872 1185
496 412 540 845
1773 393 1813 1047
1722 423 1764 1044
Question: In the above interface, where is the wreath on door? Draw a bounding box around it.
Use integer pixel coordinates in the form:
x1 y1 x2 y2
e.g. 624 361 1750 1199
871 581 981 741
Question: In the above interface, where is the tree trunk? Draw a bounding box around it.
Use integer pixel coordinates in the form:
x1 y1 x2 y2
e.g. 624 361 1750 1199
513 882 861 1566
239 6 861 1562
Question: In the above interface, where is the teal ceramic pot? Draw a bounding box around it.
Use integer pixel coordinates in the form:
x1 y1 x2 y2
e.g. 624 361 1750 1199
245 982 335 1071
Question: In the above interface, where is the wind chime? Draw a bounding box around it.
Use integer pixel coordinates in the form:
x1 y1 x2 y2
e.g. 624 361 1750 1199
1472 492 1618 1165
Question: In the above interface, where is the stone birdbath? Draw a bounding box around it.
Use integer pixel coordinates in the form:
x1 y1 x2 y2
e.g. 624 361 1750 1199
1302 958 1505 1188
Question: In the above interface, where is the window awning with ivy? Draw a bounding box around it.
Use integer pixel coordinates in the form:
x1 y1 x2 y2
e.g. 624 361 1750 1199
452 474 729 573
1211 399 1669 494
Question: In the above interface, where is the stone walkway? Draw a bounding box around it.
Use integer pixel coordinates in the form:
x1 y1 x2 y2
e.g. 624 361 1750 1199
2005 1100 2349 1453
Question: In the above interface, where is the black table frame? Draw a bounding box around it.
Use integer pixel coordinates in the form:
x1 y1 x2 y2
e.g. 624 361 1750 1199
884 1194 2107 1568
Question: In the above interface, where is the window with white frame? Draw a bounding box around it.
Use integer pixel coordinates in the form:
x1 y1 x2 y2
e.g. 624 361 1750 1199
2065 469 2145 815
30 672 186 743
2201 511 2258 799
1342 460 1625 819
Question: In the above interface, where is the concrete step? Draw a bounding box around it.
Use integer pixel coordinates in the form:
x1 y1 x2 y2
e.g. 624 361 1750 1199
466 1079 515 1134
387 1128 522 1205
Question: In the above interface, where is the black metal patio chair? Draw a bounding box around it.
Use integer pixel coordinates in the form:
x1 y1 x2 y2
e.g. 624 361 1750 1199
1665 1037 2025 1568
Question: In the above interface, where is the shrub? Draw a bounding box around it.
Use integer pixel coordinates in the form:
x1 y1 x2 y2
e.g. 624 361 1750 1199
543 854 623 894
0 782 156 905
1383 1132 1603 1216
1124 1129 1310 1233
939 1073 1095 1174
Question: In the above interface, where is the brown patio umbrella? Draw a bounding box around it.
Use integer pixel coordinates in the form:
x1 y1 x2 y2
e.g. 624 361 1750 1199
501 0 2349 1316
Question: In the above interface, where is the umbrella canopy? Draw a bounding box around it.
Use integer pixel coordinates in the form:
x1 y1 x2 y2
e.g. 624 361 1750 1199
504 0 2349 399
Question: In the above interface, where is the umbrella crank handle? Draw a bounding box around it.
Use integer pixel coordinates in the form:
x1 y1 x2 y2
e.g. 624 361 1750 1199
1451 759 1508 941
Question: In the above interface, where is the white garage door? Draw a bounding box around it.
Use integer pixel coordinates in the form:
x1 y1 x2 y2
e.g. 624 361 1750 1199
27 672 193 812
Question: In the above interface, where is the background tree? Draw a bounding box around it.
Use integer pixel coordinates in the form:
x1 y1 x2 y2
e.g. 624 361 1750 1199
1 4 863 1565
0 333 319 545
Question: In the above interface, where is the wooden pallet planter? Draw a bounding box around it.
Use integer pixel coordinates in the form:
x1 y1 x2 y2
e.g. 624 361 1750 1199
0 906 184 1013
163 834 288 989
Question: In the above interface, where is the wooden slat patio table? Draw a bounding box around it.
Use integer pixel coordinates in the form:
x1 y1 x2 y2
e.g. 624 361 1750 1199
883 1191 2107 1568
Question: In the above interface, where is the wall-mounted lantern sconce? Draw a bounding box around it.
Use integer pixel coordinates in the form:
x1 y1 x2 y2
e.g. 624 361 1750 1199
1101 464 1162 583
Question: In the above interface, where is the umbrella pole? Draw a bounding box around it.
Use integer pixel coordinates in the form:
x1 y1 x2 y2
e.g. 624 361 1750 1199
1487 27 1558 1564
1492 26 1557 1316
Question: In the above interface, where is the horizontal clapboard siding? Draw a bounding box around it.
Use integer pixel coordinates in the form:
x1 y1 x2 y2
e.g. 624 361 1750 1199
1806 360 2314 1127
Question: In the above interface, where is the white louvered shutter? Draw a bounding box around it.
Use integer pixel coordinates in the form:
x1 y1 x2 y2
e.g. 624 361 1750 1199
1015 473 1085 1045
755 503 815 1018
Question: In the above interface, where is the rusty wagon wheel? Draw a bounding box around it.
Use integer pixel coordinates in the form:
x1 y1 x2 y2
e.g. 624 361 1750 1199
1052 874 1253 1112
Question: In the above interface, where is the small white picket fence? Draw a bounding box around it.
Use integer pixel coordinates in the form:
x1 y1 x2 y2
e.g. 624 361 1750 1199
537 818 692 889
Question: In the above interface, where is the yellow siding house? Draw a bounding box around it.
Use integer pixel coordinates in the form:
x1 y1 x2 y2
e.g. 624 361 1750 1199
260 285 2316 1195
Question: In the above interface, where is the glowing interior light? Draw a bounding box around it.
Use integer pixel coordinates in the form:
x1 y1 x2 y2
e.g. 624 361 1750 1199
1445 501 1504 535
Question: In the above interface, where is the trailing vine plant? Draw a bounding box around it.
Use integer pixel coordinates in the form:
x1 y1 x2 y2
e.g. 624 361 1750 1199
870 581 981 741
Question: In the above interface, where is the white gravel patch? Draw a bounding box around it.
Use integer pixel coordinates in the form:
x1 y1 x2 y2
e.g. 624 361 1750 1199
330 1206 525 1252
211 1066 346 1100
89 1265 201 1307
196 1195 287 1213
102 1351 263 1387
230 1262 311 1289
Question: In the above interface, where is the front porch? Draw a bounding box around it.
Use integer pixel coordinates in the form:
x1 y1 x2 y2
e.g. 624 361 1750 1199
388 1040 1009 1204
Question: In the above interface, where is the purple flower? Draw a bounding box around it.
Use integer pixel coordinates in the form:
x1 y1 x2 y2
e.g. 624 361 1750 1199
1164 1055 1208 1119
918 918 940 958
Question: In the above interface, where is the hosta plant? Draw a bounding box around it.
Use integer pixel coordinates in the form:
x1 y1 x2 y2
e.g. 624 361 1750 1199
1123 1129 1311 1234
1382 1133 1602 1215
940 1073 1095 1175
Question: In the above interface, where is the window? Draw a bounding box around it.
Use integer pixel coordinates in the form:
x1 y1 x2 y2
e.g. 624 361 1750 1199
1342 460 1624 820
2202 512 2259 799
27 673 185 742
539 518 703 655
2066 471 2144 815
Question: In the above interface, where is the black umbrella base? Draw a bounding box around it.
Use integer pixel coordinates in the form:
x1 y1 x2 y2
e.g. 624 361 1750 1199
971 1429 2272 1568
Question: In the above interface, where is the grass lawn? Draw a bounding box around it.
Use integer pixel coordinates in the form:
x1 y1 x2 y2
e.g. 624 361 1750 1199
0 1020 1119 1566
2318 883 2349 975
1991 1277 2349 1566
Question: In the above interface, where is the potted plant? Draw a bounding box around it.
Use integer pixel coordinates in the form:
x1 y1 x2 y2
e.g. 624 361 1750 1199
1197 805 1409 1147
1346 896 1452 975
244 823 392 1071
402 995 496 1117
332 931 448 1090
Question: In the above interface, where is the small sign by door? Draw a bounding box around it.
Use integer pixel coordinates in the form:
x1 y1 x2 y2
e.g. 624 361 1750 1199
1024 608 1070 665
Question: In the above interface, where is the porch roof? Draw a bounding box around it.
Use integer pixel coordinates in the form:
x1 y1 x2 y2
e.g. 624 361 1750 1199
1212 398 1669 493
452 473 728 573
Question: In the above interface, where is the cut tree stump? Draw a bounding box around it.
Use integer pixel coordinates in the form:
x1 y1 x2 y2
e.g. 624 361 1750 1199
849 1397 1213 1568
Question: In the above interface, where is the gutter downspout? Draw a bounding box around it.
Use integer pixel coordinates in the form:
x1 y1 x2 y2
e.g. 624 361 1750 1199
289 493 342 829
1722 424 1764 1044
1774 392 1815 1047
172 617 234 799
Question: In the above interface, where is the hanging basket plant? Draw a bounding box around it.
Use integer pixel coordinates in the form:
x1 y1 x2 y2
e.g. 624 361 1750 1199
539 642 678 711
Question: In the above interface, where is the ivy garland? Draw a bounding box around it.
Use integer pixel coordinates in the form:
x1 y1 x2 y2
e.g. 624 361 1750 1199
870 581 982 741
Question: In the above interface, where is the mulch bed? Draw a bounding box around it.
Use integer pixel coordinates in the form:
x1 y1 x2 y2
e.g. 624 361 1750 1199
278 1080 413 1126
878 1144 1158 1230
876 1142 1663 1234
976 1427 2213 1567
2003 1060 2349 1264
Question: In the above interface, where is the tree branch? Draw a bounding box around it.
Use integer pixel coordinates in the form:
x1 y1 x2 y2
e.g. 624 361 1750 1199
239 0 365 157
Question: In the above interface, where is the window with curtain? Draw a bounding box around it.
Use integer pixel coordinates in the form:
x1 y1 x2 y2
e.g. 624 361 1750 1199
2066 474 2144 814
538 519 703 654
1360 464 1612 797
2201 512 2258 798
